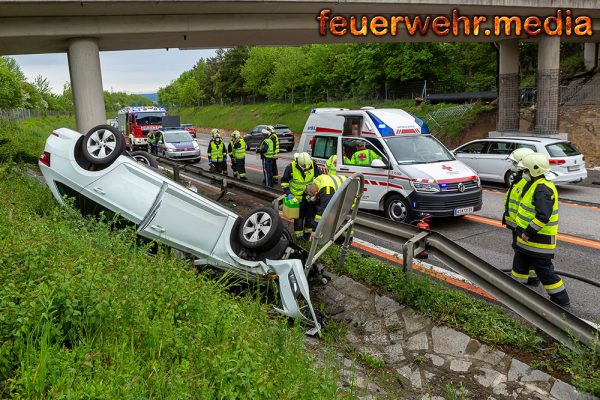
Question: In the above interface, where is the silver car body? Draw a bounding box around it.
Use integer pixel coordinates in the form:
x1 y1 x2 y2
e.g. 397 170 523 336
454 137 587 185
155 129 201 161
39 127 319 330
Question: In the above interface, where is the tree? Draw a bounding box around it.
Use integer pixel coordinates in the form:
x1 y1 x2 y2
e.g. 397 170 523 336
0 66 23 109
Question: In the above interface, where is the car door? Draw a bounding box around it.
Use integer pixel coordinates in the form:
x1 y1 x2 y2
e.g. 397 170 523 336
338 136 388 209
477 141 514 182
138 183 231 257
453 141 488 176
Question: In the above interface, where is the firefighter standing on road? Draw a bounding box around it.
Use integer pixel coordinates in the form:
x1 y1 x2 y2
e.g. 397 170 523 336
256 128 275 188
511 153 570 306
228 130 247 180
281 152 322 238
207 132 227 175
268 125 280 183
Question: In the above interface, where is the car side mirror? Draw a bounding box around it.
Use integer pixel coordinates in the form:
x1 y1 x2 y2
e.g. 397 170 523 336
371 159 387 168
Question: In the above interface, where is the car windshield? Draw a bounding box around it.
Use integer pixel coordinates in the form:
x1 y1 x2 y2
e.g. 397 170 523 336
546 142 580 157
135 112 164 125
164 131 193 143
181 124 192 128
384 135 455 164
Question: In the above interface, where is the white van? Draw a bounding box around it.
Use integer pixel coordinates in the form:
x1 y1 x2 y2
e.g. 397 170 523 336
297 107 482 223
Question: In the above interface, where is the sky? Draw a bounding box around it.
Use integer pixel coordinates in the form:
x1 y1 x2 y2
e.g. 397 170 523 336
12 48 217 95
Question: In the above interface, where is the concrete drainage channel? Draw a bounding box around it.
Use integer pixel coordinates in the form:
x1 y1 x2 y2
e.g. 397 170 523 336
160 160 599 400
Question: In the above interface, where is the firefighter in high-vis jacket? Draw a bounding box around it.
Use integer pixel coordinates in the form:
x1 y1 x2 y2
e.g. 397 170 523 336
511 153 570 306
281 152 321 238
267 125 280 183
227 130 247 180
256 128 275 188
305 174 349 243
207 132 227 175
503 148 535 241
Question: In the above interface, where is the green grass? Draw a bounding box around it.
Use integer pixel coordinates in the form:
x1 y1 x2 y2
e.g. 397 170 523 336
170 100 491 138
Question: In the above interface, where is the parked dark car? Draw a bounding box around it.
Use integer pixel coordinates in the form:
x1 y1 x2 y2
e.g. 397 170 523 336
243 124 295 152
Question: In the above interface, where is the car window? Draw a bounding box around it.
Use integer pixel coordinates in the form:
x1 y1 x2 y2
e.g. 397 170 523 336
486 141 514 155
164 131 193 142
342 137 387 165
312 136 337 159
546 142 581 157
515 143 537 151
456 142 488 154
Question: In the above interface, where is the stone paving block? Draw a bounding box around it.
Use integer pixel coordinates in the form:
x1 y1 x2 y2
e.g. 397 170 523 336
406 332 429 351
474 367 507 388
550 379 599 400
402 310 429 334
449 359 471 372
374 294 403 316
364 319 384 334
431 326 471 357
365 332 390 347
331 275 356 291
345 280 371 301
384 312 403 329
425 353 445 367
421 395 445 400
346 331 362 344
383 343 405 363
470 344 507 366
323 286 346 303
507 358 551 383
397 365 423 389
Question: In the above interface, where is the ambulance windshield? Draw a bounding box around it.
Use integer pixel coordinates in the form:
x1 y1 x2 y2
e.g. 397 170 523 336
384 135 454 165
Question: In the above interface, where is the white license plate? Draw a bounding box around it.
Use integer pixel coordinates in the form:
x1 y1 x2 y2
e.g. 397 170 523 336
567 165 580 172
454 206 474 216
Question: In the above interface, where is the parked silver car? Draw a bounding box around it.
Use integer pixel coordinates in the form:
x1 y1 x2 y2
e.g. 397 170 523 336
38 124 319 330
149 129 201 162
453 137 587 186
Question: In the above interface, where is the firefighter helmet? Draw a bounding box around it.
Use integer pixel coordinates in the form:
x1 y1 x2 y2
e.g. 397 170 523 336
295 152 313 171
518 153 551 177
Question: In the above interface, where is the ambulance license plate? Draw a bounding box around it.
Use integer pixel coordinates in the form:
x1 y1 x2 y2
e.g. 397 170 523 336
454 206 474 216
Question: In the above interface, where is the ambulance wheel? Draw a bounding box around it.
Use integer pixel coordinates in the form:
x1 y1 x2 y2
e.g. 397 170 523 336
384 195 411 223
239 207 283 251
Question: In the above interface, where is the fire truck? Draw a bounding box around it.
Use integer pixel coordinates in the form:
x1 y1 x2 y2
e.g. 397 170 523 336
117 106 167 151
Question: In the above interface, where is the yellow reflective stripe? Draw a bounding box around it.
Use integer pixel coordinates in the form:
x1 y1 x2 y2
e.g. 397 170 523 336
315 215 321 220
544 280 564 291
511 270 529 279
281 182 289 187
529 270 537 276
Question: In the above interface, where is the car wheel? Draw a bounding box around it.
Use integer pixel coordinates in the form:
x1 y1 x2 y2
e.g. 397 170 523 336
384 194 411 223
504 170 516 187
129 150 159 168
81 124 125 166
238 207 283 251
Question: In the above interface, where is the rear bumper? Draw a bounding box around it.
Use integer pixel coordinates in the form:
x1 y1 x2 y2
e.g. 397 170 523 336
552 169 587 184
408 188 483 217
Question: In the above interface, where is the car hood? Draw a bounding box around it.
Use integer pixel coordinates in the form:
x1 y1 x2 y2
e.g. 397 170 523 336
400 160 478 182
168 141 196 150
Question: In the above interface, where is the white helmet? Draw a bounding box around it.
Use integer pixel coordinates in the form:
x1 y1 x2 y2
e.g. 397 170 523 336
508 148 535 171
232 130 241 139
295 152 313 171
260 128 270 136
518 153 550 177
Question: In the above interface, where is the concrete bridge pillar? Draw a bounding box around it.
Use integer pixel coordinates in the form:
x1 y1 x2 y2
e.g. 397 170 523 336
67 38 106 133
584 43 599 71
534 36 560 135
497 39 520 132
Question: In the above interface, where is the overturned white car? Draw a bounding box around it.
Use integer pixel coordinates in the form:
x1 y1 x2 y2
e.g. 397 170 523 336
38 125 325 330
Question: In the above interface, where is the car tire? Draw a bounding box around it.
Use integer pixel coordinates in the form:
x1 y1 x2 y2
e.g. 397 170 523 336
384 194 412 223
81 124 125 166
129 150 159 168
238 207 283 252
504 170 516 187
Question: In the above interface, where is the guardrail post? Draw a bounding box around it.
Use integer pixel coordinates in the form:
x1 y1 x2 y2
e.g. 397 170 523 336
173 164 180 182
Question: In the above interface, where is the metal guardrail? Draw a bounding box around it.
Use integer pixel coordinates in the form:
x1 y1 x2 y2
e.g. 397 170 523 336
159 158 599 352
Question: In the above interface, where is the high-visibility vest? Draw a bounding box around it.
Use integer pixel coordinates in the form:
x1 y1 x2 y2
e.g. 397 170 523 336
349 149 380 166
288 161 315 198
504 178 528 229
261 138 274 158
314 174 347 195
326 154 337 175
270 133 279 157
209 141 225 161
515 178 559 255
231 138 246 160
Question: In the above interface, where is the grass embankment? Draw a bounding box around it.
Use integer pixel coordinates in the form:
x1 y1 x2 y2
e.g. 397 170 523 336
312 243 600 395
173 100 491 138
0 120 342 398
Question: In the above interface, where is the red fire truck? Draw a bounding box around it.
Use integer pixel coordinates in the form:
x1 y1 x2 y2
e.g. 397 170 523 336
117 106 167 151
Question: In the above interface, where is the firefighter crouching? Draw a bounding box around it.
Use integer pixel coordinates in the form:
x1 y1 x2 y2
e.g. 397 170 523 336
207 132 227 175
281 152 321 239
228 130 247 180
511 153 570 306
256 128 275 188
305 174 351 244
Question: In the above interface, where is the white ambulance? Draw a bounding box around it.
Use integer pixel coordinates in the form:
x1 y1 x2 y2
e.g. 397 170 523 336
297 107 482 223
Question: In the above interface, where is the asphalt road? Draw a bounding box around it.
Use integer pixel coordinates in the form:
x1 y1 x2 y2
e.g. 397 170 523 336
192 134 600 323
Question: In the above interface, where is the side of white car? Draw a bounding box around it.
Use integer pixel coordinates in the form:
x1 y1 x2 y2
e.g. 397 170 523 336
38 125 320 331
454 137 587 186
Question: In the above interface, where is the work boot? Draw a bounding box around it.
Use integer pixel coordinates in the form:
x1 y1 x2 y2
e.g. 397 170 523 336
240 176 248 181
550 291 571 307
525 277 540 287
